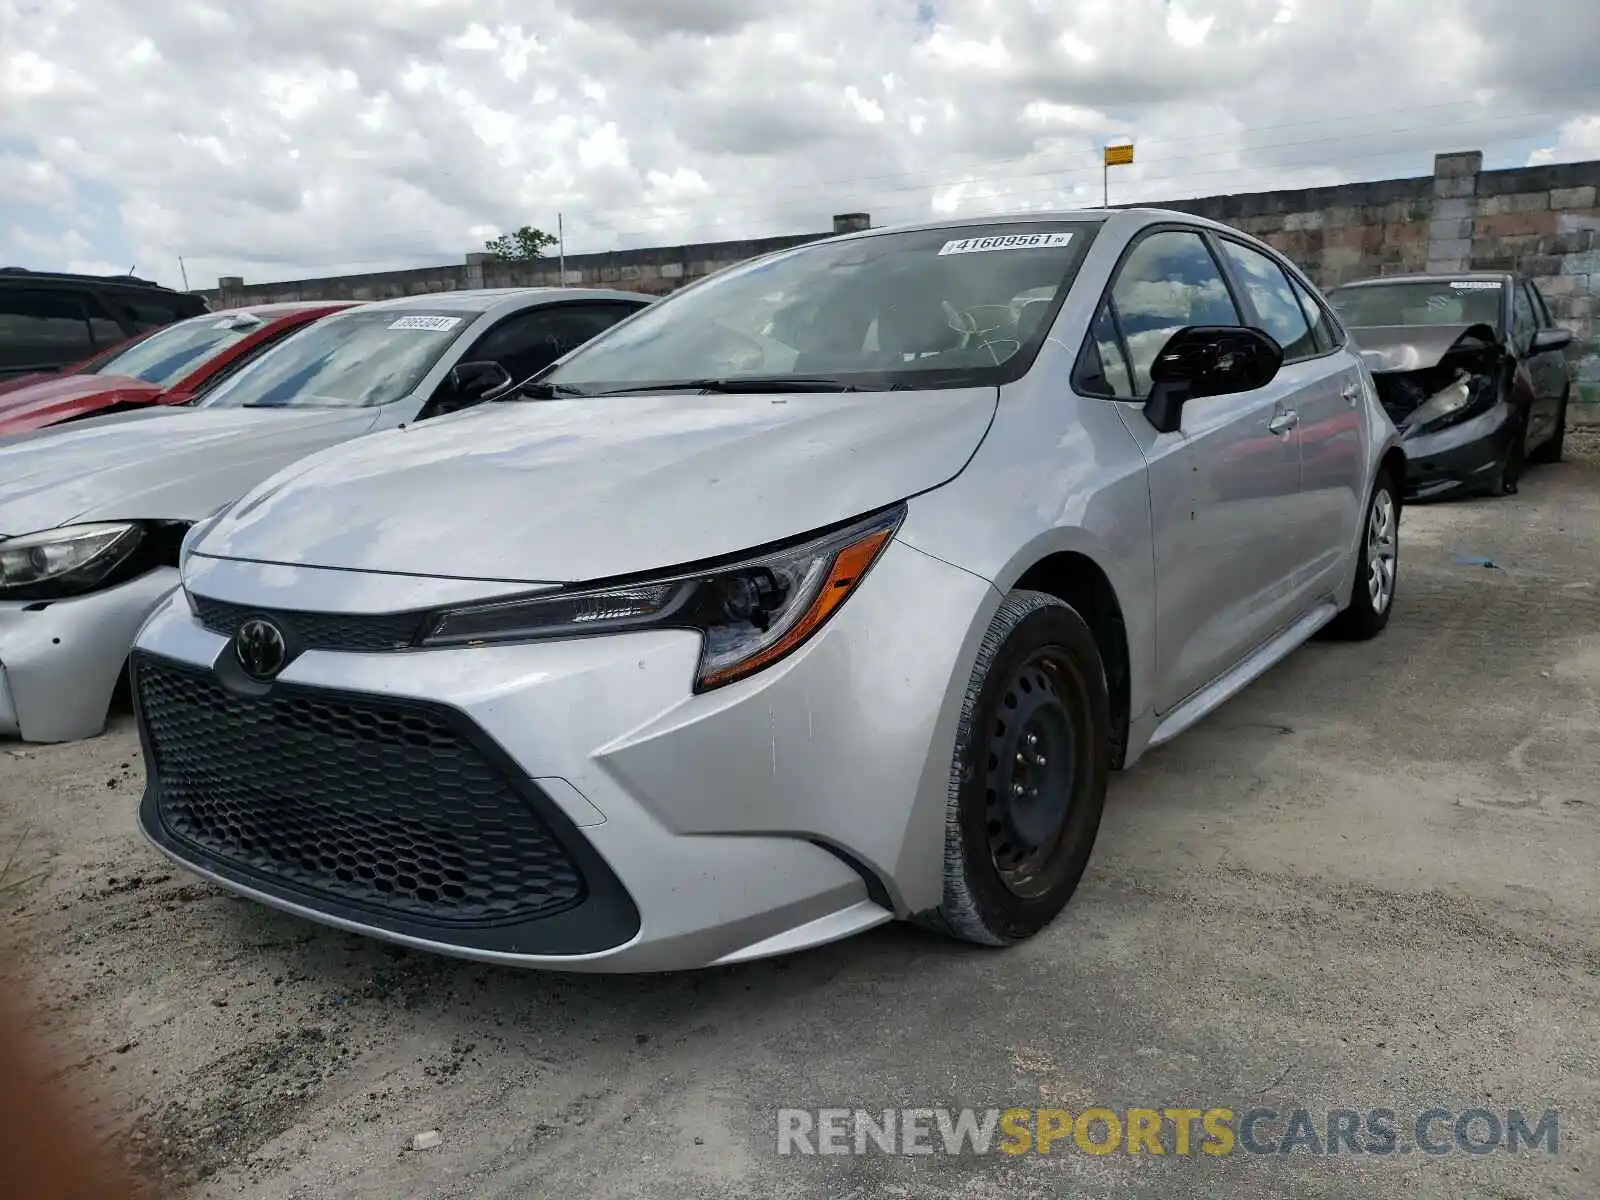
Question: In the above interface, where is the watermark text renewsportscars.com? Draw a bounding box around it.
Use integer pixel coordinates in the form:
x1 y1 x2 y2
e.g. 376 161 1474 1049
776 1106 1559 1157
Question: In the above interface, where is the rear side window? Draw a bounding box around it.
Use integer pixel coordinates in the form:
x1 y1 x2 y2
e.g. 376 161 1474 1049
105 292 204 332
0 287 97 371
1108 229 1242 396
1216 239 1317 363
83 300 127 349
1289 276 1337 353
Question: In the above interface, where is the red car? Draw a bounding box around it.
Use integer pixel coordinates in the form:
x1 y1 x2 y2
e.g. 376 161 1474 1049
0 301 357 436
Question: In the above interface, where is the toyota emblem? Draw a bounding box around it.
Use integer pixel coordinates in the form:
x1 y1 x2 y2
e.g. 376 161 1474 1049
234 616 288 681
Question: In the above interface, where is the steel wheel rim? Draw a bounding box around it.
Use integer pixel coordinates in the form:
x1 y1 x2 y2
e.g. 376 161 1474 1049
983 651 1080 899
1367 488 1397 613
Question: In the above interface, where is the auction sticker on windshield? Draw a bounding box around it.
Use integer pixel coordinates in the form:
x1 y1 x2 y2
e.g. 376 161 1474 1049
1450 281 1502 290
938 232 1074 256
388 315 463 331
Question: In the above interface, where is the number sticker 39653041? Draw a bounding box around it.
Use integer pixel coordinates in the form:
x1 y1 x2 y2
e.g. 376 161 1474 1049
388 315 464 331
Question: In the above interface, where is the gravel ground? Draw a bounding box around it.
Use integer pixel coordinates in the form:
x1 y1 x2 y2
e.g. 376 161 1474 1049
4 431 1600 1199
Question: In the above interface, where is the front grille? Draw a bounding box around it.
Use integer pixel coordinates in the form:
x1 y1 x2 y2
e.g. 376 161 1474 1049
136 656 586 925
192 595 427 652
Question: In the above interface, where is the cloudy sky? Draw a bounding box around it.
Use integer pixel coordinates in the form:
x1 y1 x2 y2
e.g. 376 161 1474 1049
2 0 1596 290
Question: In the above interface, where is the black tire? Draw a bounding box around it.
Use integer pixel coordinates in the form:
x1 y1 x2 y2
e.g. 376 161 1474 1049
1325 470 1399 641
917 590 1109 946
1528 389 1568 465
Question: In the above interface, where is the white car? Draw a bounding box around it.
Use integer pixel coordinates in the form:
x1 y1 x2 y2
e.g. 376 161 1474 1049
0 288 649 742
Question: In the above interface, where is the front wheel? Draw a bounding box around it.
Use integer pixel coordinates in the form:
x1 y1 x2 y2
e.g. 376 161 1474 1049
1326 471 1399 641
918 590 1109 946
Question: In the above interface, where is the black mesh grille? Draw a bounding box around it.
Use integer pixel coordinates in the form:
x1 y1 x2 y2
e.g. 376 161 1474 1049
136 656 586 926
192 595 426 652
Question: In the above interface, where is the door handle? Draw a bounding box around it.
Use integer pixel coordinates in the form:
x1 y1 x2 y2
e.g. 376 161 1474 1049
1341 382 1361 405
1268 410 1299 435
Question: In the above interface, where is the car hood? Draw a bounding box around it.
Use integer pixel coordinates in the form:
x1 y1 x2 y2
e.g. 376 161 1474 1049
0 405 381 535
198 388 999 583
0 372 165 434
0 370 65 397
1350 323 1502 375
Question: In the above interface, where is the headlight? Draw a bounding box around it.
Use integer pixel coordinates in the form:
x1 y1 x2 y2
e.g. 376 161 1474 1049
0 522 144 600
1406 370 1495 433
422 506 904 691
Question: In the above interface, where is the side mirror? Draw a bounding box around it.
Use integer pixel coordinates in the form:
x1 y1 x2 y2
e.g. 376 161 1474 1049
1531 327 1573 354
1143 325 1285 434
443 360 515 408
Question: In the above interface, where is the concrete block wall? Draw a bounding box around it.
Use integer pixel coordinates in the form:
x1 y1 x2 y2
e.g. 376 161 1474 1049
202 151 1600 410
206 218 869 310
1465 159 1600 402
1155 174 1435 285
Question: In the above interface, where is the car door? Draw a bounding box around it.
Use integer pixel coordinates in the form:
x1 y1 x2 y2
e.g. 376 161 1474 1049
1213 235 1366 604
1507 279 1546 444
1519 280 1567 447
1089 226 1306 714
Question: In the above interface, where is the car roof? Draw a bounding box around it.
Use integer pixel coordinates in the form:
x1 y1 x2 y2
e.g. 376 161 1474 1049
1330 271 1516 289
780 205 1290 247
0 266 190 293
817 210 1114 242
202 300 359 320
352 287 655 319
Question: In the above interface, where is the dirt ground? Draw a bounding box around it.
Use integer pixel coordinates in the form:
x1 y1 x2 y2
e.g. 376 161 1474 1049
4 432 1600 1200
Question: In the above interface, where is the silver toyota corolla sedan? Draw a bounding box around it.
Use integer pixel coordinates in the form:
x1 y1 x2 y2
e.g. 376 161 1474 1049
133 208 1404 971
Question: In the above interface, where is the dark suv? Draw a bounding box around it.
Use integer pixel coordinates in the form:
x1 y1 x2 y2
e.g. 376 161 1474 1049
0 267 209 382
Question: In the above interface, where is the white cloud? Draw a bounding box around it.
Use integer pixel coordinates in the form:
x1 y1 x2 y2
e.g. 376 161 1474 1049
0 0 1594 289
1529 116 1600 165
845 86 885 125
1165 4 1216 48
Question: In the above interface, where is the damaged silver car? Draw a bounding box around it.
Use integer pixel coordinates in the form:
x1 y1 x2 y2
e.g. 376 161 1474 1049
1328 272 1572 498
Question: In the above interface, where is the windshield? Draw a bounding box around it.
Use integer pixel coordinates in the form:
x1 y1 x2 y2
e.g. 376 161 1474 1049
543 222 1099 394
199 310 472 409
89 313 264 387
1328 280 1505 331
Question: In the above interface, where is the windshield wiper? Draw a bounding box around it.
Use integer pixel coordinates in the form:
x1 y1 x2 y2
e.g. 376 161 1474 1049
591 376 860 396
509 381 589 400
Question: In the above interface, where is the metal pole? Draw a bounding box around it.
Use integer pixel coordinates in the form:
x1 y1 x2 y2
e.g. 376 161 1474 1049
1103 162 1108 208
178 257 190 290
558 213 565 281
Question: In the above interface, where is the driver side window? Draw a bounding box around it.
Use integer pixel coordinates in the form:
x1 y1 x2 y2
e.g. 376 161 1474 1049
461 302 644 384
1108 230 1243 396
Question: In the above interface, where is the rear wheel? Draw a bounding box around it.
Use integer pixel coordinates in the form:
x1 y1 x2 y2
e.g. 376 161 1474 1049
1528 389 1569 465
1326 470 1398 641
919 590 1109 946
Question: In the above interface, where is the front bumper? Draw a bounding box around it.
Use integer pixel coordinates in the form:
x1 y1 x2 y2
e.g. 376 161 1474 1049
0 567 179 742
132 542 998 972
1395 402 1513 499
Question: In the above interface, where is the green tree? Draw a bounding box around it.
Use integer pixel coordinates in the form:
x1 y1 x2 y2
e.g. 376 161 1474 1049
484 225 559 261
